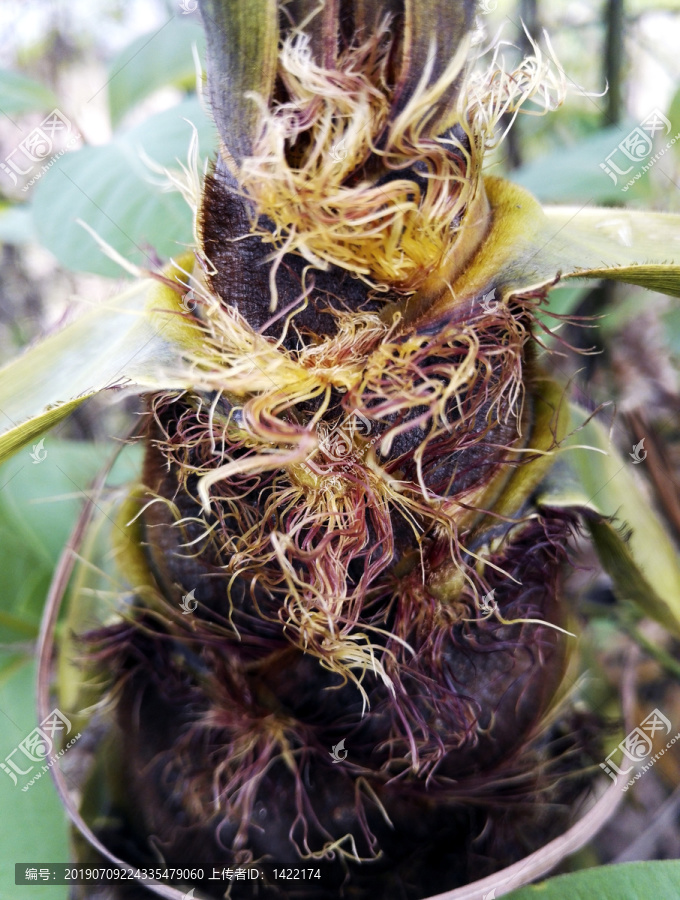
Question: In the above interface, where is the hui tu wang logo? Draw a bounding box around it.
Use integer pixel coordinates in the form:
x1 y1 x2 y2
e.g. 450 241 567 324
479 589 498 615
179 589 198 615
0 709 81 791
600 108 679 191
600 707 678 787
305 409 375 474
629 438 647 464
1 109 79 192
330 139 348 162
479 288 499 314
180 289 198 312
179 0 198 13
29 438 47 464
330 738 348 764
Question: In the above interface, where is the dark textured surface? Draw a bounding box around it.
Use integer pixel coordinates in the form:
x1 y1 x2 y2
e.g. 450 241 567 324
76 405 581 898
199 158 397 346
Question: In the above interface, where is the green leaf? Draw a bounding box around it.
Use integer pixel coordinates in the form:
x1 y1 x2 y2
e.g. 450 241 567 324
0 652 69 900
668 86 680 162
198 0 278 167
505 860 680 900
31 97 216 277
0 69 59 117
107 19 206 128
0 270 198 465
536 285 591 337
540 204 680 298
537 407 680 637
0 440 142 643
541 285 589 317
662 304 680 357
0 204 34 245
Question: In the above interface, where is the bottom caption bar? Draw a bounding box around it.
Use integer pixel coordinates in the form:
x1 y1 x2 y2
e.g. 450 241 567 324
16 865 262 885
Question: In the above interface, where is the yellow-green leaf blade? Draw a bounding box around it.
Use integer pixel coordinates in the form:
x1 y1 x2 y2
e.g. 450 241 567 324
541 204 680 297
0 271 198 465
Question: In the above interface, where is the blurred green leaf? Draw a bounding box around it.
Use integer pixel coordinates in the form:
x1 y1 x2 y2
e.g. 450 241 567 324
598 289 662 337
107 19 205 128
0 440 142 643
536 285 591 338
0 204 34 245
538 408 680 637
0 653 68 900
0 70 59 117
541 285 589 318
662 304 680 357
505 860 680 900
669 86 680 162
512 123 653 203
0 266 198 464
31 97 216 276
535 285 592 353
58 496 128 720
